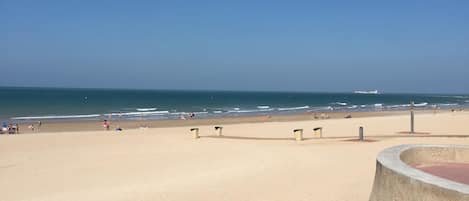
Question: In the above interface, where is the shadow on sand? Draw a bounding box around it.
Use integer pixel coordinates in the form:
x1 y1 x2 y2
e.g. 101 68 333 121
202 135 350 141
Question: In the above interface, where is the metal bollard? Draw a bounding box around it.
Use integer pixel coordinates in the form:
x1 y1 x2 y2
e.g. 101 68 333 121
294 129 303 141
190 128 199 139
359 126 364 141
214 126 223 136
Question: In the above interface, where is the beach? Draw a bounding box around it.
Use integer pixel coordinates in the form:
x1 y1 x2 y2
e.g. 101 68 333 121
6 110 442 134
1 110 468 201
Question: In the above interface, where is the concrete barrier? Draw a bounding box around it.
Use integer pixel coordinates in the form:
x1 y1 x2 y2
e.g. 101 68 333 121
369 144 469 201
214 126 223 136
313 127 322 138
190 128 199 139
293 129 303 141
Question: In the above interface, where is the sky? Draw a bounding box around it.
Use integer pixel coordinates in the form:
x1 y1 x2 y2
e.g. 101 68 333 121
1 1 469 93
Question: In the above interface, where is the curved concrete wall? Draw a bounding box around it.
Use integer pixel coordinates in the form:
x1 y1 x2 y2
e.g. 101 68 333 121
369 144 469 201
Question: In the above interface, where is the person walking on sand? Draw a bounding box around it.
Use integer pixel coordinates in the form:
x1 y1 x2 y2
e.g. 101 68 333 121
103 120 110 130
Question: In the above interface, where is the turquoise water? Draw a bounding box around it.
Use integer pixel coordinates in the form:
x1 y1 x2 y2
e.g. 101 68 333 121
0 87 468 122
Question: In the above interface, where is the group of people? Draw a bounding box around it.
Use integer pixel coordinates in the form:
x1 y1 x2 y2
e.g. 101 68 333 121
1 122 19 134
1 121 43 134
180 113 196 120
102 119 123 131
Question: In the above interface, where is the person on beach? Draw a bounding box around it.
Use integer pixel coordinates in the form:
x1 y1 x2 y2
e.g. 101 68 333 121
15 124 19 134
28 124 35 131
7 124 13 134
11 124 18 134
37 121 42 131
1 122 7 133
103 120 110 130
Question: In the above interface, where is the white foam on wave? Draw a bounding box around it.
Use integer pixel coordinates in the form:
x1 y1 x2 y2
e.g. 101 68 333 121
347 105 358 109
169 112 188 115
213 111 223 114
257 105 270 109
309 106 333 111
414 102 428 107
387 104 410 108
374 103 383 107
278 106 310 111
438 103 458 106
11 114 101 120
334 102 348 106
136 108 157 112
447 96 468 99
107 111 169 116
228 108 274 113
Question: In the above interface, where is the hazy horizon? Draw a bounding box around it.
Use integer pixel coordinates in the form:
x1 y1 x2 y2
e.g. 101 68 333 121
2 1 469 93
2 85 469 95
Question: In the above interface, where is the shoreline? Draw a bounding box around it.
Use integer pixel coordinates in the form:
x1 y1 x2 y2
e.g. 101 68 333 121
8 109 454 134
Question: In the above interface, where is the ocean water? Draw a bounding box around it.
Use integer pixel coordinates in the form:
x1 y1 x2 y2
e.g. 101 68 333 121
0 87 468 122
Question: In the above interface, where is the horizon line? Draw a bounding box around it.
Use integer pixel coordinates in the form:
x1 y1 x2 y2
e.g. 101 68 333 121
1 85 467 95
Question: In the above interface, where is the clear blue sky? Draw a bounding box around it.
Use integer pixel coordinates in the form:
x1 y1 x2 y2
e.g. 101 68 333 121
1 1 469 93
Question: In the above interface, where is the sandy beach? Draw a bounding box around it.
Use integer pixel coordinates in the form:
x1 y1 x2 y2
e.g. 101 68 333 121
1 110 468 201
9 110 442 134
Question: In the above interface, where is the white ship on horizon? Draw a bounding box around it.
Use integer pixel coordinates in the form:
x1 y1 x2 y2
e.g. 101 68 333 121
353 90 379 94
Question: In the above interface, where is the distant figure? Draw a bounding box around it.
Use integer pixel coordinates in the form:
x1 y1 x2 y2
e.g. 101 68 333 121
345 114 352 119
190 113 195 118
11 124 18 134
37 121 42 131
1 122 7 133
103 120 110 130
8 124 14 134
320 113 326 119
115 125 122 131
15 124 19 134
28 124 35 131
180 115 186 120
313 113 318 119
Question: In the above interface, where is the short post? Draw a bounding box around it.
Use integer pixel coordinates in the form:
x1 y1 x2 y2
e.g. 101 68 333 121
313 127 323 138
190 128 199 139
214 126 223 136
294 129 303 141
410 101 415 134
359 126 364 141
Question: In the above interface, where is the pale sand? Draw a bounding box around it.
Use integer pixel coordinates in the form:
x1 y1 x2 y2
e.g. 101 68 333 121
1 111 468 201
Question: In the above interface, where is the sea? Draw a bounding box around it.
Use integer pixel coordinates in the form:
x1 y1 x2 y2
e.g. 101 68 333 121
1 87 468 123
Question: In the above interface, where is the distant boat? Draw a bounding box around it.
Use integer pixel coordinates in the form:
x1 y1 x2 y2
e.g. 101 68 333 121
353 90 379 94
